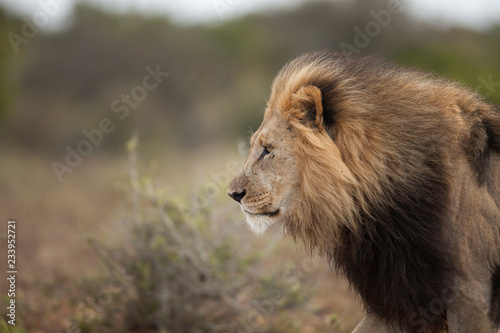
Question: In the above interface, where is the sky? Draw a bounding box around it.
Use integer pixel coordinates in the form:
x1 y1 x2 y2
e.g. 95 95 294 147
1 0 500 31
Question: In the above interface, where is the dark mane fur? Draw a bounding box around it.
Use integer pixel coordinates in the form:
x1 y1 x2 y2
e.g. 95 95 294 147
318 56 456 331
332 152 453 330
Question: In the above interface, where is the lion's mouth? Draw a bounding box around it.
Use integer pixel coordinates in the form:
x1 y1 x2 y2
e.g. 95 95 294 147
244 209 280 218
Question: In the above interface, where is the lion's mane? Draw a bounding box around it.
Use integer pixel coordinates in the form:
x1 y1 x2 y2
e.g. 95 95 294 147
268 52 500 330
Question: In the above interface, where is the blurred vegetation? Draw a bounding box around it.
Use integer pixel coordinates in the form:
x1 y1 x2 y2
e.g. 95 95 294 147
0 0 499 157
0 317 26 333
73 139 313 333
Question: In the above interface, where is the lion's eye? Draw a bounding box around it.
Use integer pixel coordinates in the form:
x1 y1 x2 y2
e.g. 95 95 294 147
259 145 272 160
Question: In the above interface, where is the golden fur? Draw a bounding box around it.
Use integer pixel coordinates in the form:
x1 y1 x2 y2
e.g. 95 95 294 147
228 52 500 332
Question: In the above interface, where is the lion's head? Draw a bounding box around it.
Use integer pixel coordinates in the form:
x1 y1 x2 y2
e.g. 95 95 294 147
228 53 363 247
227 51 469 253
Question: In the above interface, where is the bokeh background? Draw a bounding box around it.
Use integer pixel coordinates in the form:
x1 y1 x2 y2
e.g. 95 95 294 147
1 0 500 332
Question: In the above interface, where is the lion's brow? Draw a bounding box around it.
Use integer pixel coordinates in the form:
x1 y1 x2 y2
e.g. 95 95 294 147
250 130 262 146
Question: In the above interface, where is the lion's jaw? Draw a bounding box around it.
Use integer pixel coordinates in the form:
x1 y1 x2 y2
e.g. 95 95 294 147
242 211 276 235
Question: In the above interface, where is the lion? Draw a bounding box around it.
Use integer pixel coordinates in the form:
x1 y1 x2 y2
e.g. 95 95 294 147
228 52 500 332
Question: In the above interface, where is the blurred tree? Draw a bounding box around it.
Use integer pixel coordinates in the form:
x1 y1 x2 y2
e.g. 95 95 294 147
0 8 21 123
0 0 498 155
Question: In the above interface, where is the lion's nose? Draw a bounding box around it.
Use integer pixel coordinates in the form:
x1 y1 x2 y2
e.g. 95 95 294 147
228 189 246 203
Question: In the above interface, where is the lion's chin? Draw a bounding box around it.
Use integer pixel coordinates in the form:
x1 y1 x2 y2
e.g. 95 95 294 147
244 214 275 235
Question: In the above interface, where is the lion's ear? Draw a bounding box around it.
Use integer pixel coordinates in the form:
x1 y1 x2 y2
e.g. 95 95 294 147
290 85 325 131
